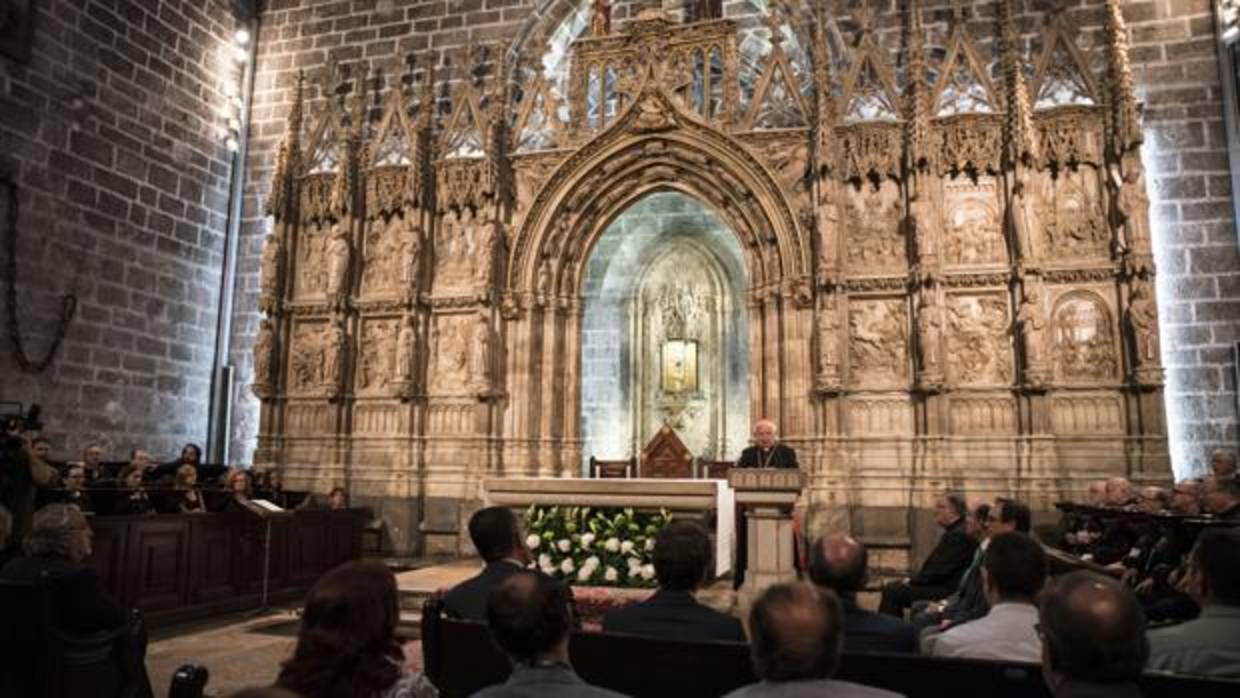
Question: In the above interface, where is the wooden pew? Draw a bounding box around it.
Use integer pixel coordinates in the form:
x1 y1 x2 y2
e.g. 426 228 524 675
421 598 1240 698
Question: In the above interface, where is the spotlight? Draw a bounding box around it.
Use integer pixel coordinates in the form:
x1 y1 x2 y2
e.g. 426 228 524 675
225 136 240 152
234 28 251 46
1226 25 1240 43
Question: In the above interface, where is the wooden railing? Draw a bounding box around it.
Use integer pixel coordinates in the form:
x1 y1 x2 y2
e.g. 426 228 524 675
83 508 365 626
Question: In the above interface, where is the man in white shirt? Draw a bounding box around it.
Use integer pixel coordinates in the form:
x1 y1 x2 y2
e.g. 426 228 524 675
926 532 1047 662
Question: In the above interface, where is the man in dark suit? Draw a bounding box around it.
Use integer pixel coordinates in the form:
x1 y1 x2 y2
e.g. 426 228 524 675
603 520 745 642
443 506 533 621
878 491 977 618
1039 571 1148 698
474 572 625 698
733 419 799 589
736 419 798 469
809 533 916 653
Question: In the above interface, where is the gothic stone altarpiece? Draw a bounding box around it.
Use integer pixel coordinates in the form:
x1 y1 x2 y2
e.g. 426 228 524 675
254 1 1168 555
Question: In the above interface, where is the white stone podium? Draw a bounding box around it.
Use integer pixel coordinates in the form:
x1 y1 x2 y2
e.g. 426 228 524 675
728 468 804 595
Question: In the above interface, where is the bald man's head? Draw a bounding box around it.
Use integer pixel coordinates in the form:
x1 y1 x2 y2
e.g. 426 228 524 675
748 582 843 682
1039 571 1148 684
485 571 572 665
809 534 867 593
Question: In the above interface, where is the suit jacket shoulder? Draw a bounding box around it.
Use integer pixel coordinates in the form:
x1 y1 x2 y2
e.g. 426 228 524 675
843 606 917 654
603 590 745 643
443 561 524 622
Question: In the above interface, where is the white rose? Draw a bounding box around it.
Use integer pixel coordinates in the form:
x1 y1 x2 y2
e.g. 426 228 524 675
526 535 541 550
620 540 635 555
577 566 593 583
585 556 601 570
538 553 552 568
557 539 572 553
560 557 575 574
604 566 619 583
645 538 655 552
640 564 655 580
541 563 556 575
605 537 621 552
580 533 596 547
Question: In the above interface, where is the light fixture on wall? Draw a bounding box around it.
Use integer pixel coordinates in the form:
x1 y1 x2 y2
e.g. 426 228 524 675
219 23 252 153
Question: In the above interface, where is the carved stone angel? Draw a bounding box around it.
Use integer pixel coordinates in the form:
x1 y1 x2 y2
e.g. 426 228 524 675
590 0 610 36
259 234 284 314
252 318 276 397
325 222 352 310
1126 279 1160 369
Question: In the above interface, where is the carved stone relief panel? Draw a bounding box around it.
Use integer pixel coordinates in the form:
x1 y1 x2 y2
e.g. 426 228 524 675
288 319 327 396
1040 167 1109 260
431 313 473 396
945 293 1013 387
943 177 1005 267
361 217 406 297
294 223 328 299
356 316 399 394
843 181 905 273
848 297 909 388
434 208 484 296
1052 291 1118 384
846 397 913 435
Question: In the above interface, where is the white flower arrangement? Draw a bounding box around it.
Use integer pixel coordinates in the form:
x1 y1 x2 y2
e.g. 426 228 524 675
522 505 673 589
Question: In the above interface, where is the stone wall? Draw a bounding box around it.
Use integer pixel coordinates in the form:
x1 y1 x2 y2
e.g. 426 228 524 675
0 0 239 461
230 0 1240 479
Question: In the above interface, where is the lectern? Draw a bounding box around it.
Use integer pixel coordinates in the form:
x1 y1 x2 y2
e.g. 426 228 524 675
728 468 804 594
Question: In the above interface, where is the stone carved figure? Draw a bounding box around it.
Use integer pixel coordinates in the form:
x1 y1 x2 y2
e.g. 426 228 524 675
536 256 554 301
1008 175 1036 261
846 186 904 269
1046 171 1107 257
468 313 493 394
946 192 1004 266
322 317 347 396
259 234 284 312
591 0 610 36
396 314 417 381
403 216 423 297
1111 158 1151 256
815 294 842 387
325 222 351 309
1126 279 1160 369
816 200 838 276
908 185 938 262
297 229 327 296
916 291 944 384
358 320 396 392
659 281 701 339
1016 282 1048 386
473 216 495 290
430 319 468 393
363 219 401 294
252 318 276 396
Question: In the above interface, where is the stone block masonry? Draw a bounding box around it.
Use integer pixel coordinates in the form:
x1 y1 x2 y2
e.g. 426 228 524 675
224 0 1240 477
0 0 240 461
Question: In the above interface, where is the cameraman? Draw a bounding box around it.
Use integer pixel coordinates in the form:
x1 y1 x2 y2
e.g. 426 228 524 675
0 418 57 555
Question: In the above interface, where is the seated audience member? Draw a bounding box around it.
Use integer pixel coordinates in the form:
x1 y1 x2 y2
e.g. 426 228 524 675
723 582 902 698
1210 449 1237 479
476 572 624 698
1136 487 1170 514
603 520 745 642
175 464 207 514
223 470 255 513
925 532 1047 662
115 464 154 516
257 469 300 509
147 442 205 482
879 492 976 617
60 465 96 514
1037 571 1148 698
911 503 988 627
1147 528 1240 678
0 504 126 631
1087 479 1108 506
129 448 153 472
919 498 1032 636
327 486 349 510
1170 480 1202 516
30 437 53 464
1203 476 1240 520
276 560 437 698
0 504 13 569
809 534 915 653
78 444 108 485
443 507 532 621
1104 477 1136 509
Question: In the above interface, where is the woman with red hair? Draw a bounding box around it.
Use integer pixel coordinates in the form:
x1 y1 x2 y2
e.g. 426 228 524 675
277 561 437 698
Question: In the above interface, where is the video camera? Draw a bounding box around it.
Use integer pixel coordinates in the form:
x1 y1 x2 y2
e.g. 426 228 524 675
0 401 42 434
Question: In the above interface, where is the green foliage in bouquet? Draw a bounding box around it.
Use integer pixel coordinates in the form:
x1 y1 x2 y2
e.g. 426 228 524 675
523 505 673 588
